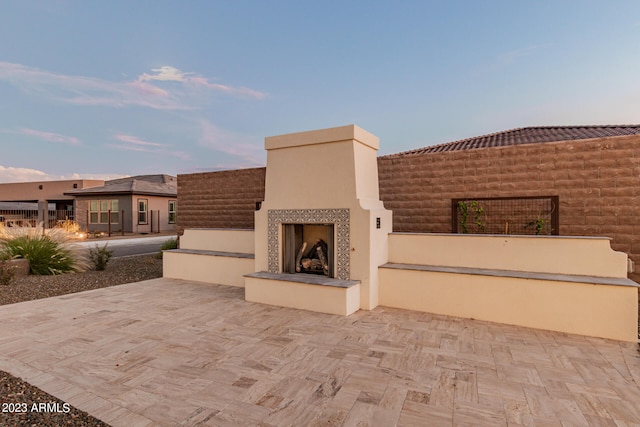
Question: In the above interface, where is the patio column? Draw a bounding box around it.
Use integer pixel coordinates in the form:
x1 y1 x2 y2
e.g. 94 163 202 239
38 200 49 228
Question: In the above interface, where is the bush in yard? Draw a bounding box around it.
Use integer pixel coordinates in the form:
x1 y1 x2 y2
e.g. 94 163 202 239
157 237 178 258
0 224 88 275
89 244 113 271
55 219 80 234
0 261 15 286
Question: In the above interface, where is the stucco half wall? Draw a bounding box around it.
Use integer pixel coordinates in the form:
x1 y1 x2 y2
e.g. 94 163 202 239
163 229 255 287
387 233 629 278
179 228 255 253
163 252 253 287
379 233 639 342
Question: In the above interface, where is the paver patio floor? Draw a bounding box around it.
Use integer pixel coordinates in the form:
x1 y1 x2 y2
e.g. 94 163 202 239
0 278 639 426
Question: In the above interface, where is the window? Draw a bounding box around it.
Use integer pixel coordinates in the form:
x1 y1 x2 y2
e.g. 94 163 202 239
99 200 109 223
89 200 119 224
138 199 148 224
168 200 177 224
89 201 98 223
110 200 119 224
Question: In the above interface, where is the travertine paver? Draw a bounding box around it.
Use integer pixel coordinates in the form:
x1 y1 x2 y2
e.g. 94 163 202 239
0 278 639 426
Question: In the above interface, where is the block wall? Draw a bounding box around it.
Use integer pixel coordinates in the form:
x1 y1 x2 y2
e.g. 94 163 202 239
176 135 640 278
378 135 640 277
177 167 266 233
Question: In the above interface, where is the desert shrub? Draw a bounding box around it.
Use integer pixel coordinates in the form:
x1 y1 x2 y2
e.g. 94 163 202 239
157 237 178 258
56 219 80 234
3 236 73 275
89 244 113 271
0 224 88 275
161 238 178 251
0 262 15 286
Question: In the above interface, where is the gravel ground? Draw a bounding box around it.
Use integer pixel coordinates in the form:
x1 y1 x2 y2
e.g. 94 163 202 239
0 255 163 306
1 254 163 427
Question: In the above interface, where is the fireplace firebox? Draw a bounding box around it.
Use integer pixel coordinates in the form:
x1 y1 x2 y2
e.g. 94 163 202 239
283 224 334 277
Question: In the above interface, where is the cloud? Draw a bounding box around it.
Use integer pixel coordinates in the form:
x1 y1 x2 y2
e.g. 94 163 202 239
0 165 50 183
108 133 191 161
0 61 186 110
4 127 81 145
138 66 267 100
138 66 190 82
114 133 167 147
0 61 266 110
63 173 129 181
125 80 169 97
198 120 265 166
189 77 266 99
0 165 127 183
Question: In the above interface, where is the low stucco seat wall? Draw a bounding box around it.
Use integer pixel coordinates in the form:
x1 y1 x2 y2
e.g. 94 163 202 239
163 229 255 287
179 228 255 253
379 233 639 342
163 249 254 287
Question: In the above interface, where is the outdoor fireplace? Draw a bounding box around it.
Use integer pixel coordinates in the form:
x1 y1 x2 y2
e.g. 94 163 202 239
283 224 334 277
253 125 393 311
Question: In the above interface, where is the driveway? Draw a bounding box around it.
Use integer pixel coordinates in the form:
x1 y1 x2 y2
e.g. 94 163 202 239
0 278 639 426
77 235 172 257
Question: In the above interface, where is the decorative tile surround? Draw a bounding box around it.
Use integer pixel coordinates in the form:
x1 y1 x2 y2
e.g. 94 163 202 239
268 209 350 280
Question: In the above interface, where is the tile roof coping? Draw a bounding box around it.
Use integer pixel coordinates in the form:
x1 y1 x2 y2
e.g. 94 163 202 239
383 125 640 157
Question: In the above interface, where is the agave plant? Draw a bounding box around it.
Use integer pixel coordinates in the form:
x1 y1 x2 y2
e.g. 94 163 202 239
0 224 89 275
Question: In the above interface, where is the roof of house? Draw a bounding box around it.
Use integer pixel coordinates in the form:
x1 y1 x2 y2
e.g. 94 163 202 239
106 174 175 185
64 174 176 197
384 125 640 157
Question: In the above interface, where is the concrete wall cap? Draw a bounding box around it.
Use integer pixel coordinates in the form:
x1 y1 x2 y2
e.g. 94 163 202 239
389 232 613 241
265 124 379 151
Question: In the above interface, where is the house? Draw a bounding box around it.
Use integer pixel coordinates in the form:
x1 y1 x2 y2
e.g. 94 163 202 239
0 179 104 227
65 174 177 234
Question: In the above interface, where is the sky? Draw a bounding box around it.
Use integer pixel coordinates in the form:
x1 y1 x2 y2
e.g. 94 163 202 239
1 1 639 183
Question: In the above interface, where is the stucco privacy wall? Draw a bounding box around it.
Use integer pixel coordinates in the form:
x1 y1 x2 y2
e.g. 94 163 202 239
177 134 640 278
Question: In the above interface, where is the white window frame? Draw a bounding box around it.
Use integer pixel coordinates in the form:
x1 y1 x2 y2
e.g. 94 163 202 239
168 200 177 224
138 199 148 225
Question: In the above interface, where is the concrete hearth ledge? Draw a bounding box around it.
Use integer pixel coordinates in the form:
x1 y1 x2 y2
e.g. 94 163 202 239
244 272 361 315
381 263 639 287
244 271 359 288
